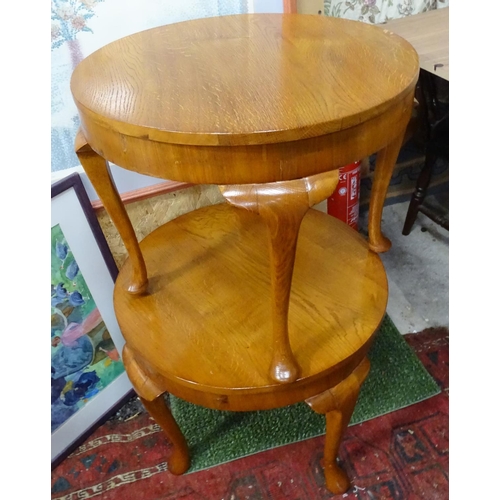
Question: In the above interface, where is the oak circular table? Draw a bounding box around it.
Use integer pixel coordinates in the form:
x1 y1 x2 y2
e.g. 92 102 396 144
71 14 418 495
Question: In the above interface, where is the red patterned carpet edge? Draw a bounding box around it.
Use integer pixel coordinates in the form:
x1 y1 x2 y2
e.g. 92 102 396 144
51 327 449 500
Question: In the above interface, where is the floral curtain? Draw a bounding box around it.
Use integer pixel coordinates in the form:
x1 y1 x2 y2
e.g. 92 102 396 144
51 0 249 174
324 0 449 24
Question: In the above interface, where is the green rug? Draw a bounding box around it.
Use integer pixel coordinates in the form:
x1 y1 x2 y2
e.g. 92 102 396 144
170 315 440 473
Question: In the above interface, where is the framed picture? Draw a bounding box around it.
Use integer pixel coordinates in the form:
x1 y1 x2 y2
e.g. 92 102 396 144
51 173 133 468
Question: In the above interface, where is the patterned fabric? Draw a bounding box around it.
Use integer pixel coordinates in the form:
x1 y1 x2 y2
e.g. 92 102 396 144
51 0 249 174
50 328 449 499
324 0 449 24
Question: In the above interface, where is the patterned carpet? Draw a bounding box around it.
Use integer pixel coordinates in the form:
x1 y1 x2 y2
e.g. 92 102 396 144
51 327 448 499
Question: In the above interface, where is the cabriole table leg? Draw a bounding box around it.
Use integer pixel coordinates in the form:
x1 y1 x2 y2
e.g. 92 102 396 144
74 128 148 295
368 130 407 253
220 170 339 384
306 358 371 495
122 345 190 475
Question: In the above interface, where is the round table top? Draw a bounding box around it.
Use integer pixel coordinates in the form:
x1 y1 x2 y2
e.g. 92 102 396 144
71 14 419 147
115 203 388 404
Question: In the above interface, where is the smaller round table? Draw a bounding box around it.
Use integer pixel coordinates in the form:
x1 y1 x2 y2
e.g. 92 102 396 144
71 14 418 495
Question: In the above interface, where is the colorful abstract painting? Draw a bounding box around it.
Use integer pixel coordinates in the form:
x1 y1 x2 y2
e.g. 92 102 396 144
51 223 125 433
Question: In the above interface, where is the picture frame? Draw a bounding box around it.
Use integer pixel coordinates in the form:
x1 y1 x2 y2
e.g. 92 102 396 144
51 173 133 469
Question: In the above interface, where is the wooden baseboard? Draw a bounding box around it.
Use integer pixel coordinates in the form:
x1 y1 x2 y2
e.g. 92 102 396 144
91 181 193 211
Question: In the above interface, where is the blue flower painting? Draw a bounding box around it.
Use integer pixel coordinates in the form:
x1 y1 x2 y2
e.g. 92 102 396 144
51 224 125 432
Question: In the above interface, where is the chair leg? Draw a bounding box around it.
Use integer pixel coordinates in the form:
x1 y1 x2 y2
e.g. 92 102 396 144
402 149 436 235
139 396 190 475
306 358 370 495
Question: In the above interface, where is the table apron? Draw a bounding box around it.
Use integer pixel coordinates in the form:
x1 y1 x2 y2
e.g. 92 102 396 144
77 90 414 185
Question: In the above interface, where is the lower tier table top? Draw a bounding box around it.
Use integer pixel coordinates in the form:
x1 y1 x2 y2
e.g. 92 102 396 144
114 204 388 397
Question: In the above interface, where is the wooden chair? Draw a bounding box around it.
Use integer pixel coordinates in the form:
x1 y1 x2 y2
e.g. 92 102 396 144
71 14 419 495
402 70 449 234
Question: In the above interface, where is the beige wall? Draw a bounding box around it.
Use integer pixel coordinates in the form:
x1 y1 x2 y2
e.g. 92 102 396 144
297 0 324 15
